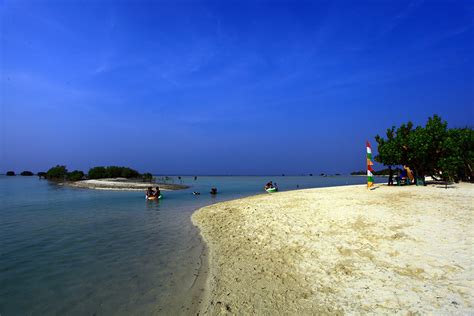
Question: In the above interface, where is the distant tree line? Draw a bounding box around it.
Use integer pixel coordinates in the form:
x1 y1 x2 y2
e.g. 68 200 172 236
5 170 35 176
88 166 140 179
42 165 153 182
375 115 473 183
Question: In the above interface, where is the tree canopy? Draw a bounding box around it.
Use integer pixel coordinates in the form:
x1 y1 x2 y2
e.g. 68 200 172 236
6 171 15 176
20 171 34 176
375 115 473 183
87 166 141 179
40 165 148 181
67 170 85 181
351 168 402 176
46 165 68 180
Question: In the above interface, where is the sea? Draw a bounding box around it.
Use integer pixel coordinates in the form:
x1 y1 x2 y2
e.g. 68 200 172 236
0 175 382 315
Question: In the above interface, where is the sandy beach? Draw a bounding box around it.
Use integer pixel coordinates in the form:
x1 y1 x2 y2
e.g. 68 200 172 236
192 183 474 314
66 178 188 191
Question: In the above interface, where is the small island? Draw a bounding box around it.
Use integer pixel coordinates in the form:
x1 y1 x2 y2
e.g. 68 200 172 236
43 165 188 191
68 178 188 191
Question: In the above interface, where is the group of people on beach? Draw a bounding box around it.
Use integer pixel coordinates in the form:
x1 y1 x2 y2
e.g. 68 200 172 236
145 186 161 198
387 165 416 186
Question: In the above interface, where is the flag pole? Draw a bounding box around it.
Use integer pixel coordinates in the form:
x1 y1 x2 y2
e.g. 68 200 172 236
366 141 374 189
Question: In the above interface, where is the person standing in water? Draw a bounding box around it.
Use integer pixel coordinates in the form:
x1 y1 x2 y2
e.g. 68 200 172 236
154 186 161 198
145 187 154 199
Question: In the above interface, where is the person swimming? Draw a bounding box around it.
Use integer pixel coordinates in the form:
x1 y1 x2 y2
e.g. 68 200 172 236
154 186 161 197
210 187 218 195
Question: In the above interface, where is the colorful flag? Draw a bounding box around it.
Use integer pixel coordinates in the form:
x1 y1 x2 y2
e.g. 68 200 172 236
367 141 374 188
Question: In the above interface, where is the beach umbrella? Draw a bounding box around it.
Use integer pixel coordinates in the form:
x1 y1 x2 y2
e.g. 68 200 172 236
366 141 374 189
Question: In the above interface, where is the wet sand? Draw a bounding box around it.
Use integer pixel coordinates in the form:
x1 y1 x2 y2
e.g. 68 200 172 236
192 183 474 314
66 178 188 191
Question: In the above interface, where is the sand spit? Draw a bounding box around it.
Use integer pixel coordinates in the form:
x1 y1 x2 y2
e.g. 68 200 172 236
67 178 188 191
192 183 474 314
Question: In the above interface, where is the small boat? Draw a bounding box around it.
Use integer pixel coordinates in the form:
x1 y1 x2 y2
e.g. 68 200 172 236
265 187 278 193
146 194 163 200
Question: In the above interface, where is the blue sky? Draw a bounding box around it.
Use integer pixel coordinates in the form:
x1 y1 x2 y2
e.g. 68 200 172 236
1 0 473 175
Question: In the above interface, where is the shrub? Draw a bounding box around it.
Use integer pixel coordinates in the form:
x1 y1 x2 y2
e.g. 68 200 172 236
88 166 108 179
67 170 85 181
106 166 123 178
46 165 68 180
120 167 140 178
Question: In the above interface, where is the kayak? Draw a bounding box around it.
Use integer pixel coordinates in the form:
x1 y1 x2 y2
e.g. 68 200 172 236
146 194 163 200
265 187 278 193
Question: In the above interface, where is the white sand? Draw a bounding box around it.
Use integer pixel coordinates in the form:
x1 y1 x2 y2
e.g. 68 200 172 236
67 178 187 191
192 183 474 314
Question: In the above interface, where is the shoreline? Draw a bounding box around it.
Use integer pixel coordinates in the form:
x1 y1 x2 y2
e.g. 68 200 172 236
64 178 188 191
192 183 474 314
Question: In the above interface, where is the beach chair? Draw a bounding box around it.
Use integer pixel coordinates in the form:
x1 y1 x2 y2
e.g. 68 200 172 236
396 177 409 186
416 177 425 186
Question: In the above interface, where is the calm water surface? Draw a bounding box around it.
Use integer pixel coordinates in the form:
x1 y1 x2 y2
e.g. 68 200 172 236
0 175 380 315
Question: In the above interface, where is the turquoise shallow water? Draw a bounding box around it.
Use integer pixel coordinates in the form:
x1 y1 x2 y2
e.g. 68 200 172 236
0 175 380 315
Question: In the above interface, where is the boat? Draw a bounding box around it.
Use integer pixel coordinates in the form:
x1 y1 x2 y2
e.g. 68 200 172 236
265 187 278 193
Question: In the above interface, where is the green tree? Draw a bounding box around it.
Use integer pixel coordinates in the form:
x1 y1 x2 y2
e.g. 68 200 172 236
67 170 85 181
436 128 473 184
375 126 402 167
20 171 34 176
46 165 68 180
106 166 122 178
88 166 108 179
6 171 15 176
451 128 474 182
88 166 141 179
120 167 140 178
375 115 473 184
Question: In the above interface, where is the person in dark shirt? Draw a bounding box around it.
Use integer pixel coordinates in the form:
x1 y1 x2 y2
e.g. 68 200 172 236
388 166 394 186
154 186 161 198
146 187 154 199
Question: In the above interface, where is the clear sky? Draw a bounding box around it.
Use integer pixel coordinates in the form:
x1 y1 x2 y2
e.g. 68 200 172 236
1 0 473 175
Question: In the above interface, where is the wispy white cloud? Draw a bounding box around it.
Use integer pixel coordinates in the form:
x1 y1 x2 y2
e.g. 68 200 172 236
379 0 425 36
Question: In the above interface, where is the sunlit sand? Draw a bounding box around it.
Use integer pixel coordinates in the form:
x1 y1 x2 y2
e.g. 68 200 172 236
193 183 474 314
